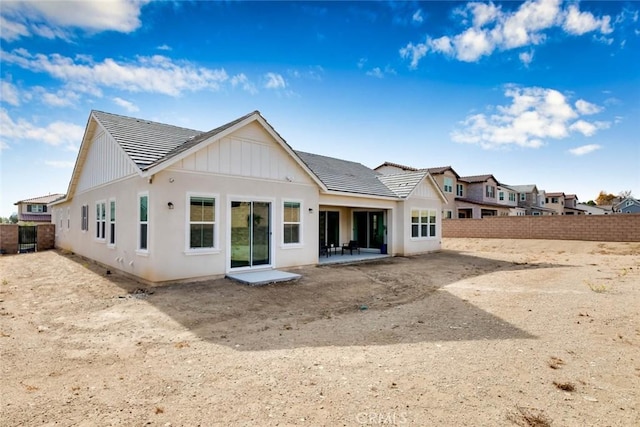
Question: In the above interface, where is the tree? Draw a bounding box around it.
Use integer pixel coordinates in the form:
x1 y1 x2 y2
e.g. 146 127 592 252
585 200 596 206
618 190 633 199
595 191 616 206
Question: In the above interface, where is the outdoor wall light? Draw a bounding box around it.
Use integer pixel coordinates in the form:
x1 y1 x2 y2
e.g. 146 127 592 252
308 208 313 213
167 202 174 209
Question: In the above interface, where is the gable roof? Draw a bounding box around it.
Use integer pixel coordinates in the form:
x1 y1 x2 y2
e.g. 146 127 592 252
92 110 203 169
378 171 430 198
459 174 497 184
426 166 460 178
15 193 65 205
545 192 566 198
373 161 419 172
509 184 538 194
296 151 397 198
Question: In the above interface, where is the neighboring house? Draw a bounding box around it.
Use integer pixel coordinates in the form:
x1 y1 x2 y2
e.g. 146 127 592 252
496 183 525 216
14 194 65 223
51 110 446 283
577 203 612 215
614 197 640 214
563 194 584 215
456 174 510 218
544 192 566 215
509 185 556 215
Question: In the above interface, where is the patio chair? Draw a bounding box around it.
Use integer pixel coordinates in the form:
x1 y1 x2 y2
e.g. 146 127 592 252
320 244 329 258
341 240 360 255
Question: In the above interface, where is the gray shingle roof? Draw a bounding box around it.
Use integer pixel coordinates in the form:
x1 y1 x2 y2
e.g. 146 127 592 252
460 174 496 183
92 110 204 168
295 151 397 198
378 171 429 198
15 193 66 205
509 184 537 193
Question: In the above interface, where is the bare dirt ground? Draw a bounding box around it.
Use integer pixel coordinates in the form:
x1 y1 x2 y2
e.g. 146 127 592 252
1 238 639 426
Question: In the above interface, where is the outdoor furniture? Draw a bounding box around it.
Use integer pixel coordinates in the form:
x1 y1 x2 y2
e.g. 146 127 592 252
320 244 329 257
341 240 360 255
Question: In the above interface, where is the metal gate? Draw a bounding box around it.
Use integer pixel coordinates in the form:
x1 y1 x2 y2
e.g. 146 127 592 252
18 226 37 253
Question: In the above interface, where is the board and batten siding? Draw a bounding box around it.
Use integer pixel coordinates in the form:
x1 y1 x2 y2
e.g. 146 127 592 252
411 180 440 199
76 130 138 193
169 121 305 183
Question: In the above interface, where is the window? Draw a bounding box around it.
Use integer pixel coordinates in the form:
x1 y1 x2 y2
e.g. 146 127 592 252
551 197 559 204
485 185 495 198
443 177 453 193
445 210 453 219
283 201 301 244
109 200 116 246
96 202 106 240
189 196 215 249
27 204 46 213
138 194 148 251
67 208 70 230
509 193 516 202
499 191 504 201
456 184 464 197
520 193 526 201
411 209 437 238
81 205 89 231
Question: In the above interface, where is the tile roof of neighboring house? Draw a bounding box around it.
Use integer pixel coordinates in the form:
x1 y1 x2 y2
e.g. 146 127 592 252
455 197 510 209
545 192 565 197
378 171 430 198
426 166 452 174
295 151 397 198
14 193 65 205
92 110 204 169
17 214 52 222
373 161 419 172
509 184 537 193
565 194 577 200
459 174 496 183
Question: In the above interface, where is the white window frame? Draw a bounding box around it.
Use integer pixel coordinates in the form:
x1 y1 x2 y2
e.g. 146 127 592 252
444 210 453 219
282 200 303 247
520 193 526 201
185 193 219 254
410 209 437 239
108 198 116 247
509 193 516 202
485 185 495 198
498 191 504 201
95 201 106 241
456 184 463 197
66 207 70 230
443 177 453 193
137 192 149 254
81 204 89 232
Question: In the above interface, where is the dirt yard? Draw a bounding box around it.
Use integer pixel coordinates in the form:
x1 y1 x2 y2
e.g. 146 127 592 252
1 239 639 426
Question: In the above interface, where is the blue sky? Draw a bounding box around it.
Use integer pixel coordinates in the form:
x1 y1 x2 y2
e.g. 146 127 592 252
1 0 639 217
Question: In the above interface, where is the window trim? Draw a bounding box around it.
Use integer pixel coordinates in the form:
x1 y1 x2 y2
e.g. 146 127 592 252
137 192 149 254
410 208 438 239
66 207 70 230
485 185 495 198
95 200 106 241
81 204 89 232
498 191 504 201
282 199 303 247
108 198 116 247
185 192 219 254
456 184 464 197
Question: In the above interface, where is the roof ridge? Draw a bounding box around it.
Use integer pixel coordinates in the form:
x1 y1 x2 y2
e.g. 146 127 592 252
92 110 204 134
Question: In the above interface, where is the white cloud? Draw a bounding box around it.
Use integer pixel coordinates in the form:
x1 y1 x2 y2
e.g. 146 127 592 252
575 99 602 115
412 10 424 24
563 5 612 35
399 42 428 69
568 144 602 156
264 72 286 89
1 80 21 106
45 160 75 168
366 67 384 78
0 0 147 41
230 73 258 94
401 0 615 66
451 86 608 149
1 49 229 96
112 97 139 112
519 50 534 66
32 87 80 107
157 44 172 51
0 108 84 149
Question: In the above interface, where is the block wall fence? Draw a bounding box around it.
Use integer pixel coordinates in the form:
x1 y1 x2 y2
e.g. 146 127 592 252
0 224 56 255
442 214 640 242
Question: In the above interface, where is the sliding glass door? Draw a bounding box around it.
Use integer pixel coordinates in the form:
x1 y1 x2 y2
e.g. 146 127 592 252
230 201 271 268
353 210 384 249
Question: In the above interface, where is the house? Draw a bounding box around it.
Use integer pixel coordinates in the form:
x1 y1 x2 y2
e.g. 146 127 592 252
51 110 446 283
577 203 612 215
14 194 65 223
614 197 640 214
496 183 525 216
456 174 511 218
509 185 556 215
